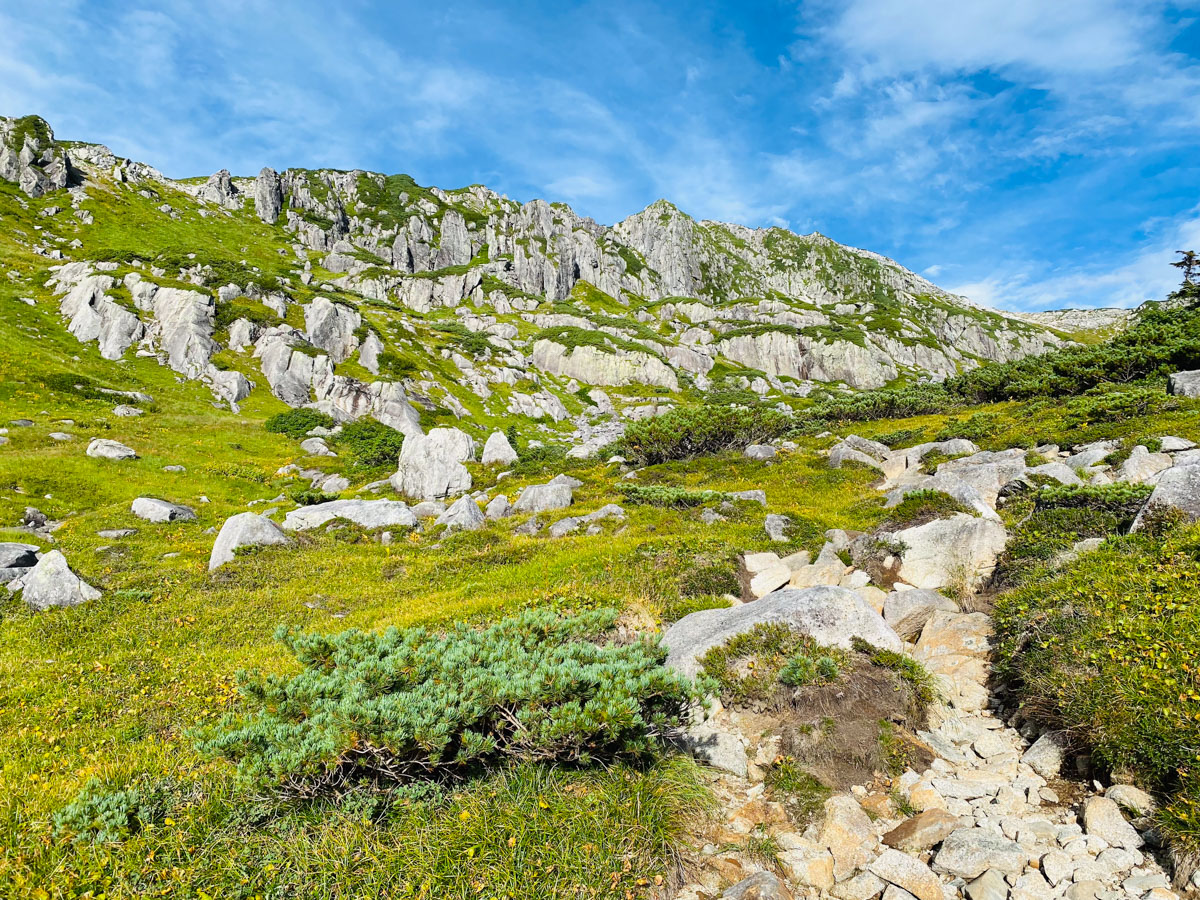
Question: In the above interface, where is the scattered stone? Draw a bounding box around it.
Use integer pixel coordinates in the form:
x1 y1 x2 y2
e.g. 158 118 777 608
208 513 292 571
97 529 136 539
481 431 519 466
435 495 485 532
964 870 1010 900
1167 370 1200 398
299 437 336 456
745 444 777 461
1082 796 1143 850
485 494 511 519
722 871 794 900
679 721 747 777
131 498 197 523
868 848 944 900
86 438 137 460
513 481 574 513
883 589 958 640
13 550 100 610
0 542 39 569
1160 436 1195 452
765 513 790 542
882 809 961 852
934 828 1027 878
113 405 144 417
1105 784 1156 816
1021 731 1068 779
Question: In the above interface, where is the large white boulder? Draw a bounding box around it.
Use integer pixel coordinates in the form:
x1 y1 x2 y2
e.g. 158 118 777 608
14 550 100 610
209 512 292 571
390 427 475 500
887 514 1008 592
282 499 415 531
87 438 137 460
662 585 902 680
131 498 197 523
481 430 519 466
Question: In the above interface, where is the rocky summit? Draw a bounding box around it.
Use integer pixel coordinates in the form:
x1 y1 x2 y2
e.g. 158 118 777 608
4 110 1200 900
0 114 1061 449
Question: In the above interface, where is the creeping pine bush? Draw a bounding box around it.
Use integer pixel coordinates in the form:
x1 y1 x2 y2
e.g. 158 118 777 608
54 777 175 844
1037 482 1153 520
265 408 336 440
617 484 734 508
197 608 703 795
614 405 791 465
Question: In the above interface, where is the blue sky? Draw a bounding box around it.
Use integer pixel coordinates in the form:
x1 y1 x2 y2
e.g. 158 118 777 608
2 0 1198 312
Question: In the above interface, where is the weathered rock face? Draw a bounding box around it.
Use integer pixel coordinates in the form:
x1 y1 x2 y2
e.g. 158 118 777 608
254 167 283 223
1133 464 1200 529
530 340 679 391
0 116 72 197
513 481 574 513
390 427 475 500
87 438 137 460
663 585 902 679
304 297 361 364
884 515 1008 592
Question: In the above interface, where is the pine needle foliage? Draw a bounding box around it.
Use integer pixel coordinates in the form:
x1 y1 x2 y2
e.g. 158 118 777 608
197 608 703 796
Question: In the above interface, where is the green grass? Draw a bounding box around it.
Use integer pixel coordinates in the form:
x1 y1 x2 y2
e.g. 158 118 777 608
994 524 1200 855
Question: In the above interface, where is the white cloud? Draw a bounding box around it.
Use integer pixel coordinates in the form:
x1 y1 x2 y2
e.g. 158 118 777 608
948 207 1200 311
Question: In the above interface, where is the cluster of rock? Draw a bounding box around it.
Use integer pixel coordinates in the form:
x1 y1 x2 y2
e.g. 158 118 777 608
656 439 1181 900
4 544 100 611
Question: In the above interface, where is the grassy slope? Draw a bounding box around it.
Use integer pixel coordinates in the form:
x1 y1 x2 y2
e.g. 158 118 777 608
7 160 1200 893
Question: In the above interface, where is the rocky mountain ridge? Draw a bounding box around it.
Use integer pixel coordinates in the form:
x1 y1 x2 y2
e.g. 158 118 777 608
2 114 1067 456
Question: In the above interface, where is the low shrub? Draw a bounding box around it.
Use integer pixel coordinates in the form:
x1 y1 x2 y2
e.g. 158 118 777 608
699 623 827 703
617 484 733 508
196 608 702 795
265 408 336 440
375 351 420 381
1037 482 1153 521
779 652 840 687
935 412 1001 442
614 405 791 465
335 418 404 474
53 777 176 844
883 489 974 529
290 488 340 506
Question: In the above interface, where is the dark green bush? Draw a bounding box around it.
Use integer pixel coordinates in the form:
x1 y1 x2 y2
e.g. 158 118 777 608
213 297 282 332
265 408 336 440
935 413 1000 442
883 489 974 529
614 405 791 465
1037 482 1153 520
335 418 405 474
376 351 420 381
290 488 340 506
197 608 702 795
616 484 733 508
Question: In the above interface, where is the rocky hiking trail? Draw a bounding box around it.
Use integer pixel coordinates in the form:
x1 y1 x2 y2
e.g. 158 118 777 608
658 434 1190 900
